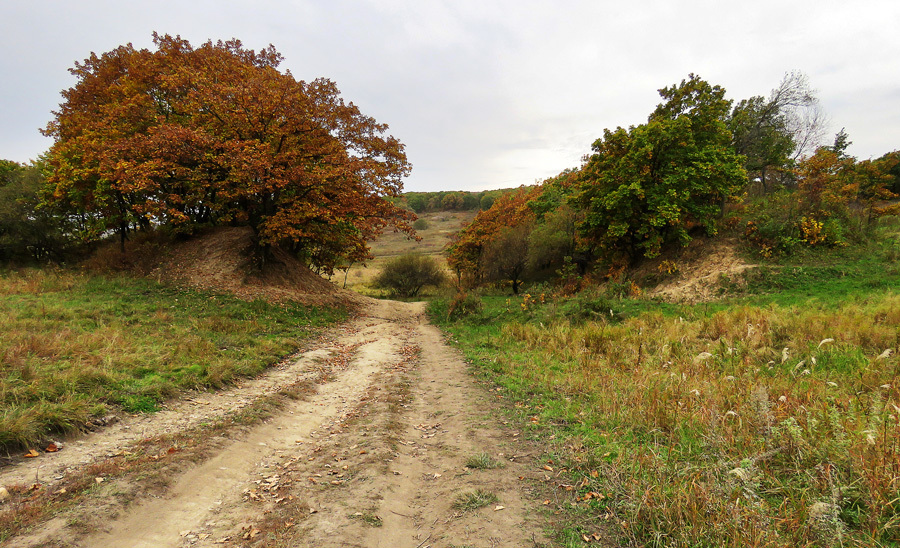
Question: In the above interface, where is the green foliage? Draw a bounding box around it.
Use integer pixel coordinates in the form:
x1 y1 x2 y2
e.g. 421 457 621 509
527 204 581 272
403 190 502 214
411 218 429 231
372 253 446 298
737 142 900 257
729 95 794 179
481 222 532 294
465 452 504 469
0 158 74 263
0 270 345 449
727 71 822 189
576 75 746 263
446 186 540 285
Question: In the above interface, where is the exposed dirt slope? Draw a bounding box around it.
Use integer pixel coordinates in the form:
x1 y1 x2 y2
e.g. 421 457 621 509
2 300 553 548
643 237 755 303
155 226 364 307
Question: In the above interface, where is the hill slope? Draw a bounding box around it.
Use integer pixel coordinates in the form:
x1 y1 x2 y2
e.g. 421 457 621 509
154 226 363 306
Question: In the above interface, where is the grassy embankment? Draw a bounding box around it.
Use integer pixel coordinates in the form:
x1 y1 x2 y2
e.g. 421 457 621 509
430 221 900 547
0 270 346 449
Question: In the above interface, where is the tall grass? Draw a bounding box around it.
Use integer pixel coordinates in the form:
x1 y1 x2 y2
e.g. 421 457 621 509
0 269 345 449
432 290 900 546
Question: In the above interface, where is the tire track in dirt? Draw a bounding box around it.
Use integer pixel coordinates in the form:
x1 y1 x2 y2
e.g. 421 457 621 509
2 299 550 547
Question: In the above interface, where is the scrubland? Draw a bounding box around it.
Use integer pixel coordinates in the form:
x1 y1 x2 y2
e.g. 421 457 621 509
431 227 900 547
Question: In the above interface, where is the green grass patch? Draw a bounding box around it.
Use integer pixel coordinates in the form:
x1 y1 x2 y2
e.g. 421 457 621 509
0 269 346 449
464 452 504 470
348 511 383 527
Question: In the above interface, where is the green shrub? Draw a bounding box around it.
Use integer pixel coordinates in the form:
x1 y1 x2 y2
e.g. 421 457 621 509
412 218 429 231
372 253 446 298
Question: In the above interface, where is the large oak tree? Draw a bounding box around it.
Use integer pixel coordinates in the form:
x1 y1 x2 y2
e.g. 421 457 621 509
42 34 413 272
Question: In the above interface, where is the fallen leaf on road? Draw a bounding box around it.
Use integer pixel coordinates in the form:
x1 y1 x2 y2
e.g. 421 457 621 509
24 449 39 458
494 505 505 511
45 443 59 453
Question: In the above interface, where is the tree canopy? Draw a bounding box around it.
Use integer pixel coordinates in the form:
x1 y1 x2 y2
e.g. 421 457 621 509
727 71 825 189
575 75 746 263
446 186 540 284
42 33 413 272
0 158 72 263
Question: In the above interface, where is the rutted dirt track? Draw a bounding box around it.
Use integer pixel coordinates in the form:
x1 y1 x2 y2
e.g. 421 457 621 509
2 299 550 547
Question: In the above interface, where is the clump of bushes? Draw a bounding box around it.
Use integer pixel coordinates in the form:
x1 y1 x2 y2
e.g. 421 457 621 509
372 253 446 298
446 290 483 319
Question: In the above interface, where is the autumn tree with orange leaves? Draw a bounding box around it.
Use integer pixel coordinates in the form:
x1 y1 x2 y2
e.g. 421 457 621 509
446 186 541 289
42 34 413 272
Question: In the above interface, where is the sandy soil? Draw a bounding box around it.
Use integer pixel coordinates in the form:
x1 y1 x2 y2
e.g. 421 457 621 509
1 298 550 548
645 238 755 303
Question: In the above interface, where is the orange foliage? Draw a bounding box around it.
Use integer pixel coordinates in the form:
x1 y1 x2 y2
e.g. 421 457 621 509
446 186 541 279
42 34 413 272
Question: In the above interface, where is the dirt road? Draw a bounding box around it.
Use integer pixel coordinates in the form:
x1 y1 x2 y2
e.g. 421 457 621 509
2 299 550 547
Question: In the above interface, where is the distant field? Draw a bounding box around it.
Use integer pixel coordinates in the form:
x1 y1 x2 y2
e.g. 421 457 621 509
339 210 477 293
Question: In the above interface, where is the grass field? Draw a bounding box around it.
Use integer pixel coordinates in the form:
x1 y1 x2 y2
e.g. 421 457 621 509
430 226 900 547
0 270 346 449
339 210 476 294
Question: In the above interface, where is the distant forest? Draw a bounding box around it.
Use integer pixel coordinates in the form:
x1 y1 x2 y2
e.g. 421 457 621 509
400 189 514 213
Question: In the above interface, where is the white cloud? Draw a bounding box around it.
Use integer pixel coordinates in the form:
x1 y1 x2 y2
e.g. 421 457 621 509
2 0 899 188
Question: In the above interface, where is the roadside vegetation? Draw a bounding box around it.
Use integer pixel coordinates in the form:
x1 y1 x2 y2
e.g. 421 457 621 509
371 253 447 298
431 222 900 547
0 269 345 450
426 73 899 545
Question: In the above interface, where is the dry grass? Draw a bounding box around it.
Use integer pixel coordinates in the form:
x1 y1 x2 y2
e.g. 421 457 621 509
436 292 900 547
452 489 499 512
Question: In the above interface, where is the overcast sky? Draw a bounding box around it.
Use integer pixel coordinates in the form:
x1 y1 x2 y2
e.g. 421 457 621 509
2 1 899 192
